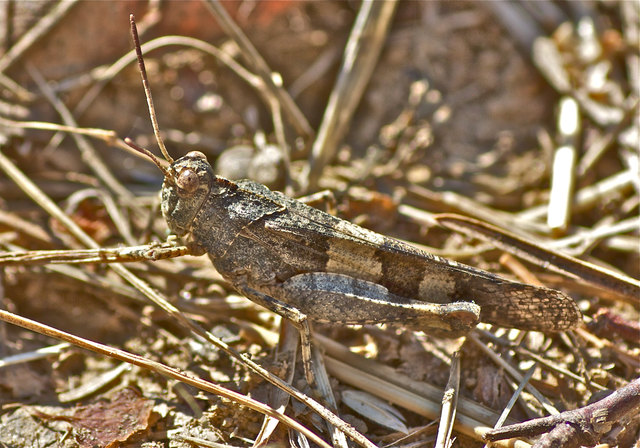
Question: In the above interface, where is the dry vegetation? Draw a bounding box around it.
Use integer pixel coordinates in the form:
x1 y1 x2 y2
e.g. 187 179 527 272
0 1 638 448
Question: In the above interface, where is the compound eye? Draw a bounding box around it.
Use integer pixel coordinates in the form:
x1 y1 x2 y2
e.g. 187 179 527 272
176 168 200 194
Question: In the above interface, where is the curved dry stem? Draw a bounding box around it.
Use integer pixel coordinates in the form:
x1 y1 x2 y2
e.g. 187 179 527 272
0 309 331 448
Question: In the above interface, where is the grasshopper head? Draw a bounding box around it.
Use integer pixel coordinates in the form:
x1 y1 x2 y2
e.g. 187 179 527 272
123 139 217 238
160 151 215 236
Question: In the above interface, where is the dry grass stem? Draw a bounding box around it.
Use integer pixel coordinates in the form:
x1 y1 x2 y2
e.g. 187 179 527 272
0 309 332 448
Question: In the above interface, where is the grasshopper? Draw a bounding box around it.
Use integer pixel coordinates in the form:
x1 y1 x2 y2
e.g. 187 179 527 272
130 147 582 379
125 16 581 381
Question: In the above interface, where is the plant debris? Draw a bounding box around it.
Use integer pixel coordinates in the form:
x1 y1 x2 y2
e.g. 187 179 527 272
0 2 638 447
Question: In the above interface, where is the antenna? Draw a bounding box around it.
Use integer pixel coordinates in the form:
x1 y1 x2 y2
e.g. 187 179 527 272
129 14 174 164
124 137 171 177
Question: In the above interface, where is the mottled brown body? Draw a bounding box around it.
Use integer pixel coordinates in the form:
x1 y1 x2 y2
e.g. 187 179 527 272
161 151 581 336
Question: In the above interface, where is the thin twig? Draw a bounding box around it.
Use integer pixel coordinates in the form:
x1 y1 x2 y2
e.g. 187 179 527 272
479 330 607 392
322 356 530 448
303 0 398 191
58 362 131 403
401 186 549 236
0 342 70 368
203 0 313 140
468 333 560 417
577 97 640 177
46 34 260 158
0 209 56 246
0 0 77 100
0 309 331 448
483 1 543 52
0 0 78 73
492 364 537 430
311 337 350 448
26 64 133 202
254 320 298 446
315 333 533 447
435 351 461 448
516 168 637 222
434 214 640 303
547 97 579 234
0 117 117 141
484 378 640 447
547 216 640 255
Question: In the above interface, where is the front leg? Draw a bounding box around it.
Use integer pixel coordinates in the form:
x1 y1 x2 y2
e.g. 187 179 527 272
280 272 481 338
